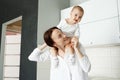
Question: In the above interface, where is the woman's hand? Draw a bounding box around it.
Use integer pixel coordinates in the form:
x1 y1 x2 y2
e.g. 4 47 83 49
38 43 47 51
50 47 58 57
71 36 79 49
71 36 84 58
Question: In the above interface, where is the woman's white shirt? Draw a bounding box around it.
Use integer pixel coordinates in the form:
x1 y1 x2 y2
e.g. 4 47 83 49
28 44 91 80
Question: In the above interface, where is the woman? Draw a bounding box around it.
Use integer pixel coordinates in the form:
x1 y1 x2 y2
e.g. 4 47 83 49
28 27 91 80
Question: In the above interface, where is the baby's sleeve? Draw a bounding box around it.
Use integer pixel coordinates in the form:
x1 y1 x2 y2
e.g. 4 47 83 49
57 19 64 29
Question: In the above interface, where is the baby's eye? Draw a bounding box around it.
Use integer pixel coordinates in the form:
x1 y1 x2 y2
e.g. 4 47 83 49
79 16 82 18
75 14 77 16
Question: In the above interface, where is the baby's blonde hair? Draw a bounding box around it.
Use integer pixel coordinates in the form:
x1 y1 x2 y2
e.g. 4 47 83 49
71 5 84 13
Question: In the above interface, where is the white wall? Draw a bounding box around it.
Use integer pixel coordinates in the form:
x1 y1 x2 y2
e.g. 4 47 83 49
37 0 69 80
70 0 89 6
118 0 120 33
86 46 120 78
118 0 120 16
79 0 120 46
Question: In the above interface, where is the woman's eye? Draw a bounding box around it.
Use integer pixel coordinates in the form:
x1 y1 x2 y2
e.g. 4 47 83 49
58 34 62 38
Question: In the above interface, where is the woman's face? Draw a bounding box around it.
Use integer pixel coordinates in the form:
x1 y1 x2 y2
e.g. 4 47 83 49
51 29 71 48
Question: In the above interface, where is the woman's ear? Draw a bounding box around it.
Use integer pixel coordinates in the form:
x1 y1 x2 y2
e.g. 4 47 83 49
53 43 57 47
54 42 59 49
53 43 58 50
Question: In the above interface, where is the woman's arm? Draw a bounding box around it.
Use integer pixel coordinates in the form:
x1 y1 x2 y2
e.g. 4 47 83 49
28 45 59 68
28 46 51 62
71 37 91 72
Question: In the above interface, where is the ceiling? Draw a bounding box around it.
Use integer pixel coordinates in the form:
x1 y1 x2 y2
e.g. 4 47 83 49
6 20 22 35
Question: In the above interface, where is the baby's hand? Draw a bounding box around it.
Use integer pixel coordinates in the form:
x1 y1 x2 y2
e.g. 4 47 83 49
50 47 58 57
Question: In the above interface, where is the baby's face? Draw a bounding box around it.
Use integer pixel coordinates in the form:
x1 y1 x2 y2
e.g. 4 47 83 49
70 8 84 24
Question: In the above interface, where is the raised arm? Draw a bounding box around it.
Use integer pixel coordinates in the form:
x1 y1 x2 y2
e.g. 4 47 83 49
71 37 91 72
28 45 51 62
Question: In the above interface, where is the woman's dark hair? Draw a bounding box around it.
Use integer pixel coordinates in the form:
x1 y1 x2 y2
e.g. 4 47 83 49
44 26 60 47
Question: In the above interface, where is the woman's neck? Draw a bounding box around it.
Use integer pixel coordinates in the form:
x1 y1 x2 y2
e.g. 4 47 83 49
58 48 65 58
57 42 71 58
56 45 66 58
58 46 65 53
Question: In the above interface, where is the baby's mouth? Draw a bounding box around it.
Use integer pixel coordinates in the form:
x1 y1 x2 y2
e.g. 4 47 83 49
73 20 78 23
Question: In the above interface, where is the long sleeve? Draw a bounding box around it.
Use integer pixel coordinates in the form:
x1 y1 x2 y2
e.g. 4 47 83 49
68 54 75 65
28 48 51 62
79 55 91 72
28 48 59 68
51 56 59 68
57 19 64 29
78 44 91 72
